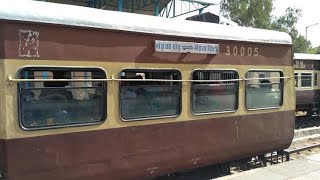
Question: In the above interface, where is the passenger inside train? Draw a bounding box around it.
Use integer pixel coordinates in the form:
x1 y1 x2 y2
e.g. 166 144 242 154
39 71 73 100
19 68 106 128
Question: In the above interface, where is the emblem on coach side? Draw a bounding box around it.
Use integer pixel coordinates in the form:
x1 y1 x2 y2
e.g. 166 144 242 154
19 30 40 57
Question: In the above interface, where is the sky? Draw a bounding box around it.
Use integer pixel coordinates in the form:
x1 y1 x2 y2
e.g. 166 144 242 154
172 0 320 47
273 0 320 47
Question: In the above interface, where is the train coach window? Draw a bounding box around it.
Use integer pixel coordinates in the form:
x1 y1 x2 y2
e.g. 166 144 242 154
119 69 181 120
245 71 283 109
301 73 312 88
18 67 106 130
191 70 238 114
294 73 298 87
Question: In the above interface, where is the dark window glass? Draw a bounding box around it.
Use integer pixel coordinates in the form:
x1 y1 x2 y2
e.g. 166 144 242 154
314 73 318 86
19 67 106 129
245 71 283 109
301 73 312 87
294 73 298 87
119 69 181 120
191 70 238 114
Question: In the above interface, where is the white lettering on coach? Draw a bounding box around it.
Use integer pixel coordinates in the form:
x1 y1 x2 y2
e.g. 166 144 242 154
155 40 219 54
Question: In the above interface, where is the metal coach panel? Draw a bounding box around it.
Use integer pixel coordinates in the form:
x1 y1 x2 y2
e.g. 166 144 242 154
4 111 294 180
0 21 293 67
0 1 292 45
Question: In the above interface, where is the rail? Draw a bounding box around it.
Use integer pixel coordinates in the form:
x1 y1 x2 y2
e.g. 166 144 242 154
284 143 320 161
7 74 292 83
242 76 292 81
285 143 320 154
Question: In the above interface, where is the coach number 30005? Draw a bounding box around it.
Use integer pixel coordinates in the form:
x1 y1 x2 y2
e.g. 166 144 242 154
226 46 259 57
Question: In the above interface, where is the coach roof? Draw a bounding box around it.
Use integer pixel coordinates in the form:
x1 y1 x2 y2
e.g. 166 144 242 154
294 53 320 61
0 0 292 45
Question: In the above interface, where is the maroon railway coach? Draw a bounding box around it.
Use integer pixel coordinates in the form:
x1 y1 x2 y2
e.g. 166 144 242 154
294 53 320 116
0 1 295 180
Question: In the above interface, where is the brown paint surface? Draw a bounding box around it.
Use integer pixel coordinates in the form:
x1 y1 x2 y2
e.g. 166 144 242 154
0 21 293 66
296 89 320 112
294 59 320 70
1 111 294 180
0 139 6 178
296 90 320 105
0 23 4 58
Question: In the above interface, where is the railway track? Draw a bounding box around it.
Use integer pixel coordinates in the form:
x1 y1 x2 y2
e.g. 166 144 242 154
295 115 320 129
286 143 320 155
286 133 320 161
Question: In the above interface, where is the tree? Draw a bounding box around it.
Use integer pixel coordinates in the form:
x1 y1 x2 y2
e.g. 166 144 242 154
294 35 311 53
307 46 320 54
220 0 273 29
270 7 301 35
270 8 306 52
220 0 309 53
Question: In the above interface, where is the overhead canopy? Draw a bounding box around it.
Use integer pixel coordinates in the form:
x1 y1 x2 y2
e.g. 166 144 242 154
40 0 171 15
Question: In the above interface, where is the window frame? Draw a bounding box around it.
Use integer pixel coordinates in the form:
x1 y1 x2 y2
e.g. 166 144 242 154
190 69 239 115
294 73 299 88
245 69 284 111
17 66 107 131
118 68 182 121
300 72 313 89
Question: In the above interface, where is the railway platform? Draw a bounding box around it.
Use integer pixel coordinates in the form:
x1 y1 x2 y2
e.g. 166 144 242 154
219 153 320 180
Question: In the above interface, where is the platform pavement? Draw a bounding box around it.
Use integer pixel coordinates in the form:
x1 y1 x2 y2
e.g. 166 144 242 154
218 153 320 180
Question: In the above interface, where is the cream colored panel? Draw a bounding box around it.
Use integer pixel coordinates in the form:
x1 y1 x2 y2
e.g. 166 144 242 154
3 59 295 139
0 59 7 139
295 70 320 91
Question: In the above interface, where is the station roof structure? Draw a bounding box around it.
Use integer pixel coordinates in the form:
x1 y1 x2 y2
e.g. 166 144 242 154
37 0 215 17
38 0 170 16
